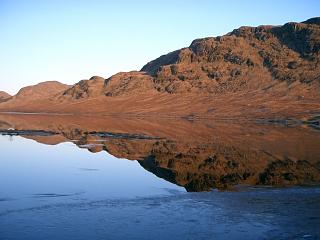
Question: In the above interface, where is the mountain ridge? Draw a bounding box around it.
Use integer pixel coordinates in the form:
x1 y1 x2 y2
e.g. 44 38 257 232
0 17 319 120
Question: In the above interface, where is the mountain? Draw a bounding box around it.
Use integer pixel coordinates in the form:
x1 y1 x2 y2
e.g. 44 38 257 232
0 17 319 119
0 81 70 111
141 19 319 95
14 81 70 100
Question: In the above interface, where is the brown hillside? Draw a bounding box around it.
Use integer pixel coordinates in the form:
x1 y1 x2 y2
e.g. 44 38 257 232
61 76 105 100
141 20 320 95
0 81 70 111
14 81 70 100
0 91 11 102
0 17 319 119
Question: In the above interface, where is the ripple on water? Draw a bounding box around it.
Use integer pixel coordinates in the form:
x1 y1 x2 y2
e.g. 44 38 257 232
31 192 85 198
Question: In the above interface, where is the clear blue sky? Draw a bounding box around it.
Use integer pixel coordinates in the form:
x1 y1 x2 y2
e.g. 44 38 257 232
0 0 319 95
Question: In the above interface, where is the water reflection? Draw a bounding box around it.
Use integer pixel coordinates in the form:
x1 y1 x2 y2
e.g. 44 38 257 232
0 113 319 192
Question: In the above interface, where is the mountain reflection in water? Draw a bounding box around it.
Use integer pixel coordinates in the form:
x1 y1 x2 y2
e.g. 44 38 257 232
0 113 319 192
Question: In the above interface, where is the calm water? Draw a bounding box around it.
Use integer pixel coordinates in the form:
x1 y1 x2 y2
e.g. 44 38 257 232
0 115 320 239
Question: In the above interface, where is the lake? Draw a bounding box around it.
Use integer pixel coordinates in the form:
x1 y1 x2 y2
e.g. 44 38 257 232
0 114 319 239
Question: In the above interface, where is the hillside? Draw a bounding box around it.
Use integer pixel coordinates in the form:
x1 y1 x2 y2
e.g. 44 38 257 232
0 91 11 102
14 81 70 100
0 17 319 119
61 76 105 100
0 81 70 111
141 18 319 95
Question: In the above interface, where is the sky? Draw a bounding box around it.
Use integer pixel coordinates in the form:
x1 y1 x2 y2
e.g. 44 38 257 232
0 0 319 95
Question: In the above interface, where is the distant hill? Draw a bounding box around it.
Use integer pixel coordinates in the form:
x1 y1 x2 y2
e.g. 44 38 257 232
13 81 70 100
0 91 11 102
0 81 70 111
0 17 319 120
0 91 11 99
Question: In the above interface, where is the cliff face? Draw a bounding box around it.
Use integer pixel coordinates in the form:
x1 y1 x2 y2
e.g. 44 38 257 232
0 17 319 119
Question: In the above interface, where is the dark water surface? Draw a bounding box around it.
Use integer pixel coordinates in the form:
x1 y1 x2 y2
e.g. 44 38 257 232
0 114 319 239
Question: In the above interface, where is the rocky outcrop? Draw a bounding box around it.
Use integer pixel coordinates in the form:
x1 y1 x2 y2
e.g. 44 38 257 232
103 71 155 96
61 76 105 99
